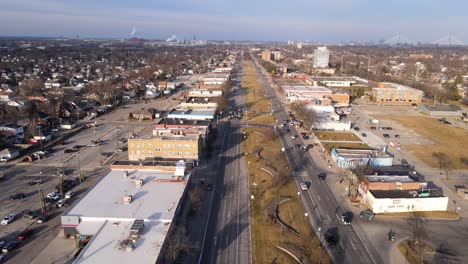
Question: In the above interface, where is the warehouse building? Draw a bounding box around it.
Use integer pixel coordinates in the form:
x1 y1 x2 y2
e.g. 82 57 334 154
371 82 424 104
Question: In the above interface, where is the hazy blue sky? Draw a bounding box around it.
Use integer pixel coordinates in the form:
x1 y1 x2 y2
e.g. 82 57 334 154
0 0 466 43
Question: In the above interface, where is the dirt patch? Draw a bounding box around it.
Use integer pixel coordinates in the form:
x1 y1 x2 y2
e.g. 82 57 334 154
375 115 468 169
398 239 435 264
315 131 363 142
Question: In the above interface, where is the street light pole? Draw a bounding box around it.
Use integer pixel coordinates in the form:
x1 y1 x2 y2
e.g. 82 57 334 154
77 153 84 182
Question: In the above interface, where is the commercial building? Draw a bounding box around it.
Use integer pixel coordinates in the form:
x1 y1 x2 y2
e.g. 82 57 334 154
128 134 201 161
313 46 330 68
283 85 332 103
331 148 394 169
188 89 223 98
179 97 218 109
154 118 211 144
362 174 424 191
167 108 216 120
199 73 229 89
371 82 424 104
359 187 448 214
62 161 193 264
313 77 357 88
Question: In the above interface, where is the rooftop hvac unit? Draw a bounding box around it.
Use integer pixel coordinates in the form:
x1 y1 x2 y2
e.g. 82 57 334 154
129 219 145 240
123 195 133 204
135 179 144 187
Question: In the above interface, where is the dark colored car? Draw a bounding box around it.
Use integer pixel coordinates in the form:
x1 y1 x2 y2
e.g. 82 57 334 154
361 133 367 137
370 126 377 130
64 149 78 154
37 214 50 224
394 134 400 138
318 172 327 180
73 145 86 149
205 184 214 191
2 241 19 253
353 127 360 131
22 210 35 219
17 229 34 241
324 230 338 246
10 193 26 200
401 159 409 167
383 134 390 138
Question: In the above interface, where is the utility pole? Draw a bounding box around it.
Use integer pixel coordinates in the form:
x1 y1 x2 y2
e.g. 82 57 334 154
38 185 46 213
77 153 84 182
340 54 344 73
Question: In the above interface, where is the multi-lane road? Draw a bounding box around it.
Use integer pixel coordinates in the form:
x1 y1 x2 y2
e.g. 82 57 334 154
199 53 251 264
250 52 381 264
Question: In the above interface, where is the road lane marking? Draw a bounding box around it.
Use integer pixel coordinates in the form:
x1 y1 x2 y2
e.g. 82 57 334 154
317 195 321 201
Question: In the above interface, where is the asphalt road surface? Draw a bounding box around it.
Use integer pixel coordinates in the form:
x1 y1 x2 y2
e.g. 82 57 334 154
199 52 251 264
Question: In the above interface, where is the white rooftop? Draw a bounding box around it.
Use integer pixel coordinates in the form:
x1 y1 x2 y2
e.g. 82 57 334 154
68 168 190 264
282 85 332 93
67 169 187 221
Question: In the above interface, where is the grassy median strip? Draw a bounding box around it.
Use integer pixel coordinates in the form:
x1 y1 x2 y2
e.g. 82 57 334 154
242 60 275 124
242 127 331 263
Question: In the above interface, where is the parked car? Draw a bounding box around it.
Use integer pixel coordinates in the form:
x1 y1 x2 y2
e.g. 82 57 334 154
361 133 367 137
65 191 75 199
0 240 5 248
300 182 308 190
64 149 78 154
1 214 15 225
394 134 400 138
2 241 18 253
291 135 297 139
46 191 60 201
17 229 34 241
353 127 360 131
28 179 43 185
401 159 409 167
370 126 376 130
56 199 68 208
0 157 8 162
10 193 25 200
118 146 128 152
205 184 214 191
36 214 49 224
383 134 390 138
73 145 86 149
359 210 375 220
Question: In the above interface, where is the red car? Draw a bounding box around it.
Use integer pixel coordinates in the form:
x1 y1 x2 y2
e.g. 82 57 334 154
17 229 34 241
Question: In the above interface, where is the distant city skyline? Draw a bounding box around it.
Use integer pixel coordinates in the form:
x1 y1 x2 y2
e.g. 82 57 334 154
0 0 467 43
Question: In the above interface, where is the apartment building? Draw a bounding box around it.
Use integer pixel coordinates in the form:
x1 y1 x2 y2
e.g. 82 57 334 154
261 50 271 61
128 134 201 161
371 82 424 104
313 46 330 68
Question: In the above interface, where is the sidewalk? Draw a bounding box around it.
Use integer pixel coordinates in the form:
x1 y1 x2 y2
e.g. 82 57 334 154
31 231 77 264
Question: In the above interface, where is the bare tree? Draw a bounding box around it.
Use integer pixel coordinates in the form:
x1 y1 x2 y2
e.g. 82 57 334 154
289 102 318 132
189 185 203 213
348 164 371 200
432 152 451 180
408 211 428 264
162 225 198 263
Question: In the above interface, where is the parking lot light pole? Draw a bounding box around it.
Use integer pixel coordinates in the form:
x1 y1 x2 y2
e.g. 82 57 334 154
77 153 84 182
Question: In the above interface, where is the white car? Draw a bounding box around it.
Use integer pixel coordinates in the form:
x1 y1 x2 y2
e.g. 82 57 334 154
0 157 8 162
56 199 68 208
47 192 60 201
291 135 297 139
300 183 308 191
1 214 15 225
340 214 351 225
65 191 75 199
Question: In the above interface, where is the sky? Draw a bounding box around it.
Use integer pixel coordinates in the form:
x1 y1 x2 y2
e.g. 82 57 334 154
0 0 467 43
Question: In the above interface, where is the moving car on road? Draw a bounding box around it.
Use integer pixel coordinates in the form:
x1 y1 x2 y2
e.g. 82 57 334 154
2 241 18 253
36 214 49 224
10 193 26 200
340 213 351 225
300 182 308 190
1 214 15 225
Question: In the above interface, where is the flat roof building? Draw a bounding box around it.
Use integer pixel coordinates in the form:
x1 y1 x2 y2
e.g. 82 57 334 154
63 161 192 264
371 82 424 104
128 134 201 161
313 46 330 68
331 148 394 169
167 108 216 120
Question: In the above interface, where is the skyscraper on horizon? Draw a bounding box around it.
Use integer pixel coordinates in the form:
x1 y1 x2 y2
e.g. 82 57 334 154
313 46 330 68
